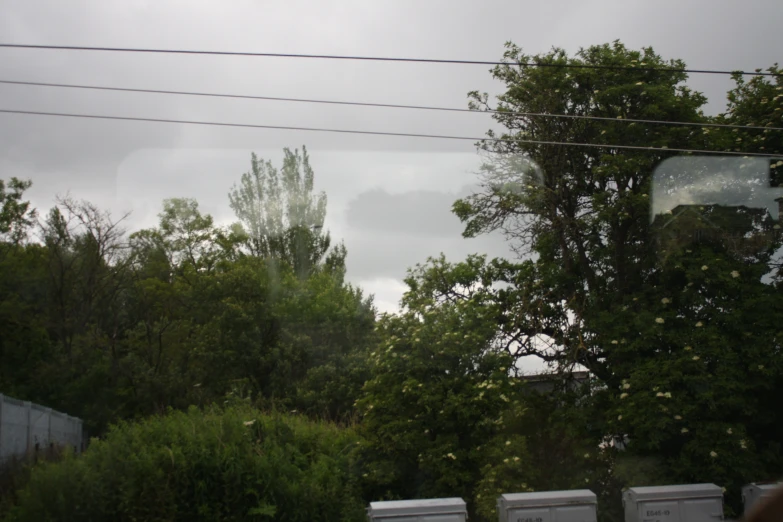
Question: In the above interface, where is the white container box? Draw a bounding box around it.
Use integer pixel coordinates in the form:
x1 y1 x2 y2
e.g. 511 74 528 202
623 484 723 522
742 482 782 516
496 489 597 522
367 498 468 522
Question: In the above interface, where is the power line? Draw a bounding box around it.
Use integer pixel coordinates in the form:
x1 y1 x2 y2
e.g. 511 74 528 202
0 43 779 77
0 108 779 158
2 79 781 132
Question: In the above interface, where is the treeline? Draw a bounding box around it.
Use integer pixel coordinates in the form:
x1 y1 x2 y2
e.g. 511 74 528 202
2 42 783 522
0 147 376 434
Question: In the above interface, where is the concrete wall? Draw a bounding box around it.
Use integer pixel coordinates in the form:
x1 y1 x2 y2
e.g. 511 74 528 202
0 394 83 462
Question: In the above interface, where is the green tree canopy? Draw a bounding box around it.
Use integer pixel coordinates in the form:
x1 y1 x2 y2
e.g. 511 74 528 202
228 147 346 278
0 177 37 245
453 41 783 517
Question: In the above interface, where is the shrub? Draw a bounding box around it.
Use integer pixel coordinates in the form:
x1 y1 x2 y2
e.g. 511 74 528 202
0 445 67 519
4 405 366 522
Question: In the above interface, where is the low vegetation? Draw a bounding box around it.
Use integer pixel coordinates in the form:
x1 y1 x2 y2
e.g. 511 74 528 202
3 406 366 522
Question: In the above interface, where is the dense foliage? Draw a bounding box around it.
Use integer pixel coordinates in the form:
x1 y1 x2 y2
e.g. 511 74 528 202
3 406 366 522
2 43 782 522
453 41 783 518
0 149 375 434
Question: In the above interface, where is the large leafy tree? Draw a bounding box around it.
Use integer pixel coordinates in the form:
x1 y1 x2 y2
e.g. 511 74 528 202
720 64 783 281
118 198 235 418
357 255 615 521
455 41 783 516
457 41 709 375
276 266 376 422
357 255 520 512
41 197 132 360
228 147 346 278
122 196 374 424
0 178 50 398
721 64 783 156
0 177 37 245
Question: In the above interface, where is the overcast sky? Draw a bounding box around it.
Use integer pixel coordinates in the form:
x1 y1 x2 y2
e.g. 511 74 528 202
2 1 782 366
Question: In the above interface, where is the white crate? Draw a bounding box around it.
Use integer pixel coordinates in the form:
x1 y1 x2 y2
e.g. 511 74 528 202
623 484 723 522
497 489 597 522
368 498 468 522
742 482 782 516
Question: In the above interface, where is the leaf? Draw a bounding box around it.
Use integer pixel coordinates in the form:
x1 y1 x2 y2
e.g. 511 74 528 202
248 502 277 518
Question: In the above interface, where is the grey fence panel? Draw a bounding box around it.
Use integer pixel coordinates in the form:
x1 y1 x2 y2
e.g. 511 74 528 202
30 404 51 449
63 416 74 448
49 412 67 446
0 398 29 461
0 394 84 462
63 416 82 449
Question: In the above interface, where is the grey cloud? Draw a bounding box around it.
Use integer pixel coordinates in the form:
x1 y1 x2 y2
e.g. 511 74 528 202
341 186 513 280
2 0 782 309
344 187 474 238
343 231 512 281
3 0 780 180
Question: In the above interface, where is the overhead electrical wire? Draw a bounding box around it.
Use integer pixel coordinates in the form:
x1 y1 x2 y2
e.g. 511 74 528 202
0 43 780 77
2 78 781 132
0 108 779 158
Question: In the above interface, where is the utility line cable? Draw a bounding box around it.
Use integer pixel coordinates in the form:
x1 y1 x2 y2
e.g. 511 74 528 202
0 43 779 77
1 108 779 157
1 79 780 132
